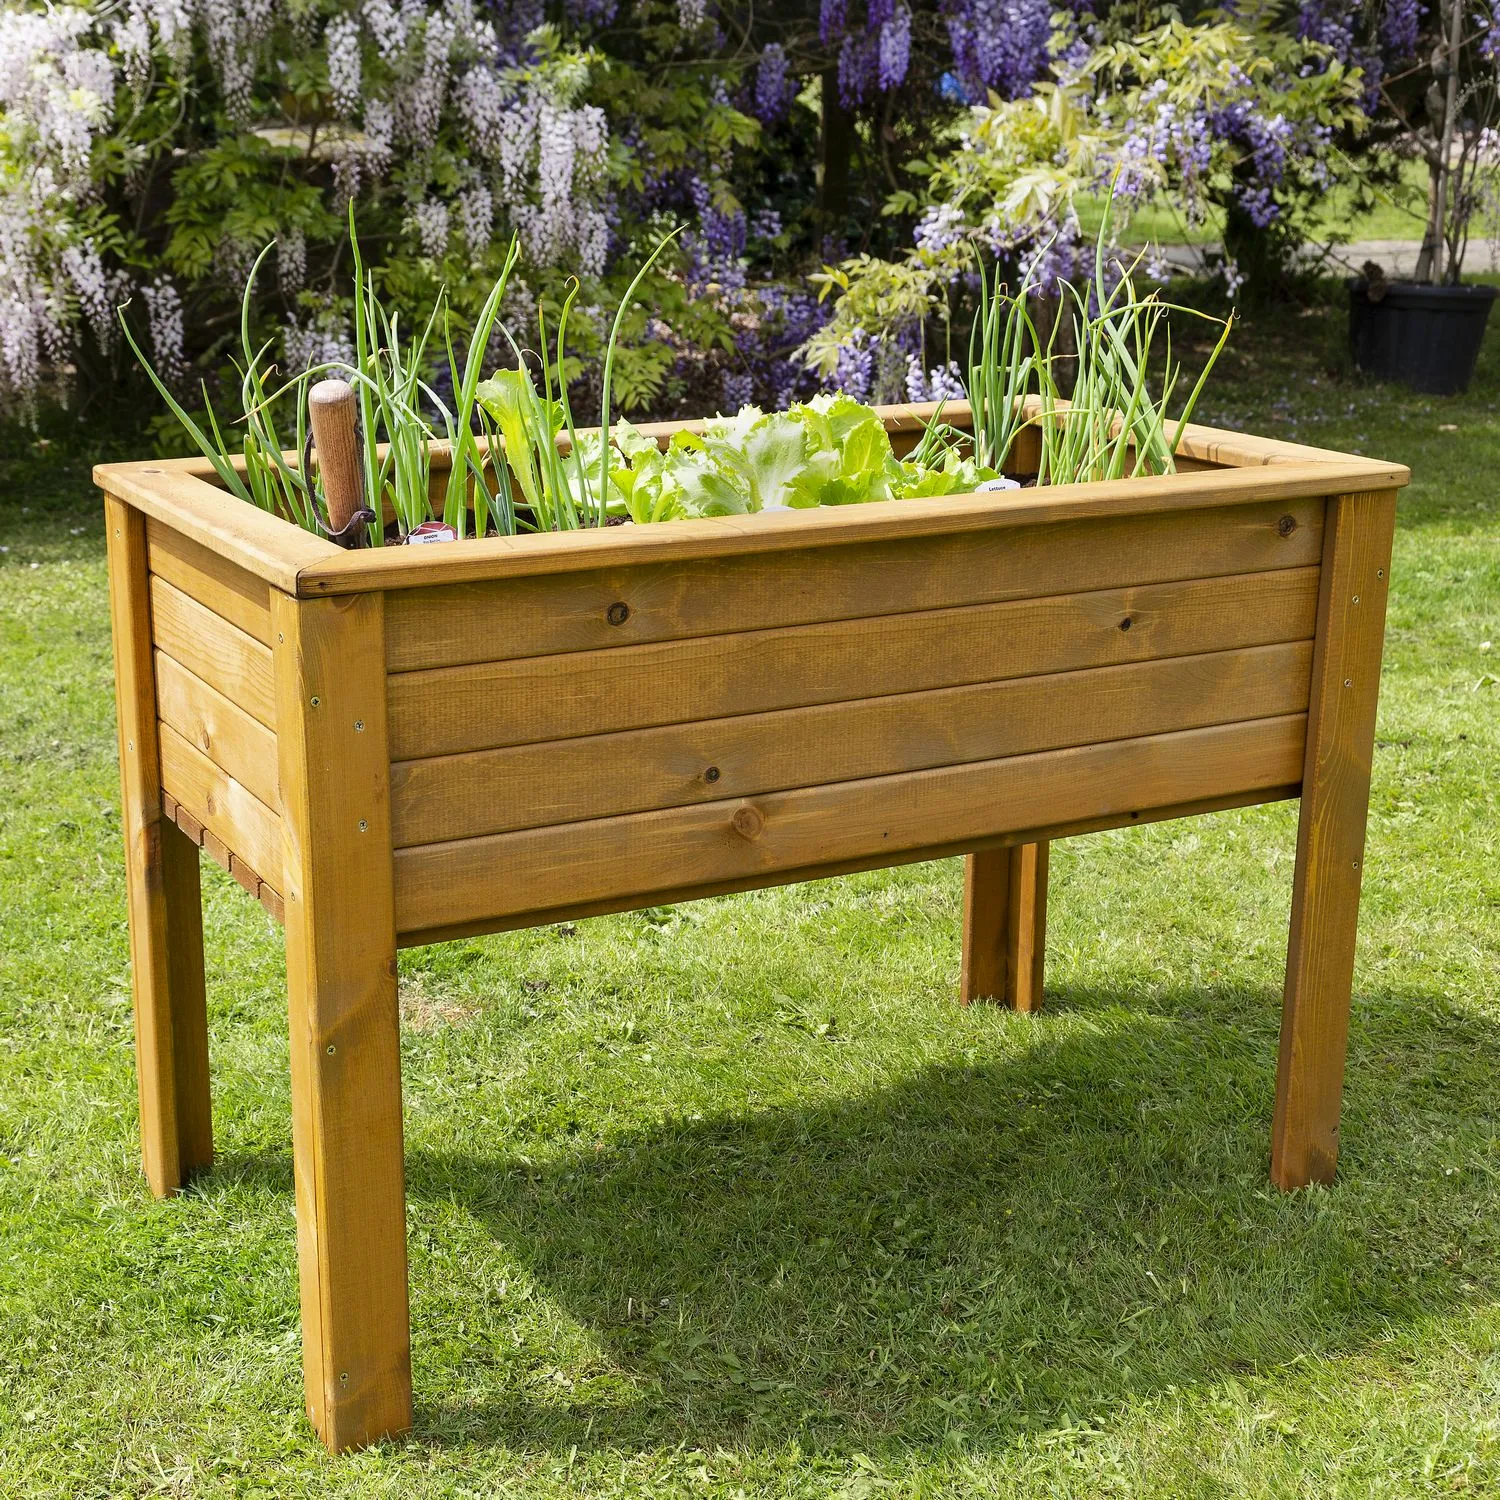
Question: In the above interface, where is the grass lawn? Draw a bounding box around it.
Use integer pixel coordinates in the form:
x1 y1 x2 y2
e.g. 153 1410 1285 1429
1078 158 1434 247
1 293 1498 1497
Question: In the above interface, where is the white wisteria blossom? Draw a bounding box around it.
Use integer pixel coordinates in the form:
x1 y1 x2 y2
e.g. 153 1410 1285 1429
326 14 363 117
142 278 187 385
0 2 616 416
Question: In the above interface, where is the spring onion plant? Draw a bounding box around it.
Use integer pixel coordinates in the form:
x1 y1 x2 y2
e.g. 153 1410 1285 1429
967 192 1233 485
127 197 1235 542
119 245 318 528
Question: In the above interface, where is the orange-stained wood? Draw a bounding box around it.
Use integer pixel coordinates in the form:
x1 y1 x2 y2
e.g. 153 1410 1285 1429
1271 490 1399 1189
388 566 1320 760
390 640 1315 847
393 714 1307 936
962 843 1049 1011
150 574 276 728
383 498 1325 671
104 493 212 1197
146 516 273 644
274 589 412 1453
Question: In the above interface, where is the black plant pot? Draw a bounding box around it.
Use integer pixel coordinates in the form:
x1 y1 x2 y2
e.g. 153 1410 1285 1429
1348 279 1498 396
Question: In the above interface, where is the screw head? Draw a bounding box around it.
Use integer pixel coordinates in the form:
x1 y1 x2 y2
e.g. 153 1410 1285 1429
1344 678 1352 687
1277 514 1297 537
326 1044 336 1055
606 601 631 626
358 819 368 833
704 765 721 783
310 695 320 707
354 720 365 732
1352 594 1360 604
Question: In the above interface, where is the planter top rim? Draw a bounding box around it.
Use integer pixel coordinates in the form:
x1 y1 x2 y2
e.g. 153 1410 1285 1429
95 400 1409 598
1350 278 1500 300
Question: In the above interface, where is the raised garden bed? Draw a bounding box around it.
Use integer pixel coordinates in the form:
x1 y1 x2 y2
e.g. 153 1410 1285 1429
97 400 1406 1451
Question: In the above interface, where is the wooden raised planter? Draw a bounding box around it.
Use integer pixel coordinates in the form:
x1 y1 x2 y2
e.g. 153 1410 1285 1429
96 402 1407 1451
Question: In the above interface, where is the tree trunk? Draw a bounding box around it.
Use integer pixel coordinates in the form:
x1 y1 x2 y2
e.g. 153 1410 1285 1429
819 68 854 244
1416 0 1465 283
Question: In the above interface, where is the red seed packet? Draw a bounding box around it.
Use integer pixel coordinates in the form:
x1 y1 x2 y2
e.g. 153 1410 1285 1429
406 521 459 544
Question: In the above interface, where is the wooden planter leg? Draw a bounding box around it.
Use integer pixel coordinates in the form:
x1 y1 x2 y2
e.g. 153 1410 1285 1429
105 494 212 1197
1271 490 1397 1191
273 590 412 1452
960 842 1049 1011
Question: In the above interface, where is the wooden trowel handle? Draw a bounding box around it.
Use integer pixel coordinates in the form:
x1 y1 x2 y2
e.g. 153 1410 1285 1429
308 378 363 537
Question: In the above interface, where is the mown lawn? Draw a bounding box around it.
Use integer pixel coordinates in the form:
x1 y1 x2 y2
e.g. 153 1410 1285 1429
1 295 1497 1497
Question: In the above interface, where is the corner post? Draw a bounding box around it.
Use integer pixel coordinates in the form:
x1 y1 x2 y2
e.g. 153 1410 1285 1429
104 492 212 1196
961 842 1049 1011
272 587 411 1451
1271 490 1397 1190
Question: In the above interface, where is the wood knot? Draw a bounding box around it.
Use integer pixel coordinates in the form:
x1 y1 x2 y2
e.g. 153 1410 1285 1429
731 805 764 840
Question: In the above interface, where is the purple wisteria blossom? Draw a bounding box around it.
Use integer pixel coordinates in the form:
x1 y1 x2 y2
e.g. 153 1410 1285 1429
878 6 912 90
754 42 790 122
944 0 1054 99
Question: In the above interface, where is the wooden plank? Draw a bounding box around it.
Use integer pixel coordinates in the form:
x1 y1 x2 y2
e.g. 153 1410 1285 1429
103 492 212 1197
159 721 282 885
93 463 338 594
390 566 1320 762
397 784 1300 947
1271 490 1398 1190
149 575 276 729
229 853 263 898
155 650 279 809
147 517 274 644
173 801 206 846
962 844 1048 1011
201 826 232 873
300 460 1402 597
394 713 1306 935
260 883 285 923
391 639 1315 846
386 497 1326 671
273 589 412 1452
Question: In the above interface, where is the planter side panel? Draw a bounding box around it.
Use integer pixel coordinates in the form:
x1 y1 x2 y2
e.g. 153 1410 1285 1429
146 521 284 899
384 496 1323 672
390 496 1327 938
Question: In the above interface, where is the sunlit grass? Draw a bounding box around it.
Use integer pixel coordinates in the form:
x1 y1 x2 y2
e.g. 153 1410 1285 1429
0 294 1496 1495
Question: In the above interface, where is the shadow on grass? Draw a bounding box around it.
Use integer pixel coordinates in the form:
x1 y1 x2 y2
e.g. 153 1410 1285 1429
214 977 1498 1457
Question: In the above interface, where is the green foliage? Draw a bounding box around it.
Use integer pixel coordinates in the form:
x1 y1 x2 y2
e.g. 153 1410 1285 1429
600 394 998 524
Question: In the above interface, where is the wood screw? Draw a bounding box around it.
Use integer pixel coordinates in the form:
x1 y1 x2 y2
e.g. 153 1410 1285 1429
1377 568 1385 578
704 766 721 783
1352 594 1360 604
326 1044 336 1055
606 601 631 626
354 720 365 732
310 696 320 707
1277 514 1297 537
1344 678 1352 687
358 819 369 832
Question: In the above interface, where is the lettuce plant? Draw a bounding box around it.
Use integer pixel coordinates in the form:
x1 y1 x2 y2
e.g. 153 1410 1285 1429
594 395 997 524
